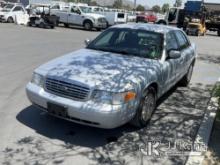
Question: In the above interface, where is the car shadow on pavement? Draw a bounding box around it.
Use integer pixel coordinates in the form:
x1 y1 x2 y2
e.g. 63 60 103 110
1 83 213 165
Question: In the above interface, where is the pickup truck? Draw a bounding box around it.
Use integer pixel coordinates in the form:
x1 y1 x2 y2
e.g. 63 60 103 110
136 12 157 23
50 4 107 31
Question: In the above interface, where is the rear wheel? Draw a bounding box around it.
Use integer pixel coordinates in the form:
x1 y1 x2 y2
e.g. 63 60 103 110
179 64 194 87
131 87 156 128
7 17 14 23
64 23 69 28
218 30 220 36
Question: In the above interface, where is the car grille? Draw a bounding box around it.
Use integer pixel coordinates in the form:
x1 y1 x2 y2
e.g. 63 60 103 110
45 78 90 101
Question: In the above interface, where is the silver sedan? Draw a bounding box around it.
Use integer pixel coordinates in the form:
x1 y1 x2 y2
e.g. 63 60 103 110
26 23 196 129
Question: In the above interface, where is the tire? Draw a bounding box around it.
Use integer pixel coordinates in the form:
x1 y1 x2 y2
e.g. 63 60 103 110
84 20 93 31
131 87 156 128
38 22 45 28
96 28 101 31
218 30 220 37
7 17 14 23
157 20 166 25
179 64 194 87
64 23 69 28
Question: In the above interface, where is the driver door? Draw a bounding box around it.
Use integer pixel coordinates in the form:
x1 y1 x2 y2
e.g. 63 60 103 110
162 31 180 92
68 6 82 25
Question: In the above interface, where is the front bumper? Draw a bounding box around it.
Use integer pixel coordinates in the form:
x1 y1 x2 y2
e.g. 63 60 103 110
26 83 134 129
0 16 6 22
93 22 108 29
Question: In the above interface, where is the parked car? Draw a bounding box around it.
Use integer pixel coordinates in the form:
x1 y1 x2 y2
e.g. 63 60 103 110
0 3 26 23
26 23 196 129
127 11 136 22
186 22 206 36
50 4 107 31
136 12 157 23
89 6 128 26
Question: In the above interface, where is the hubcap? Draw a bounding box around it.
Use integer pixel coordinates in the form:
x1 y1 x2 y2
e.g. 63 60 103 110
141 93 155 122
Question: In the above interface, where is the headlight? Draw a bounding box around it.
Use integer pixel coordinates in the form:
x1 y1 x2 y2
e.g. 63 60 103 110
93 90 136 105
31 73 44 87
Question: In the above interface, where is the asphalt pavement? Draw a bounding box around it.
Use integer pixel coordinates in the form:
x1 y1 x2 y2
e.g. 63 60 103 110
0 24 219 165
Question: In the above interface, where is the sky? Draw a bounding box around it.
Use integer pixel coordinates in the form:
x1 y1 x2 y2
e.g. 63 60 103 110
136 0 220 7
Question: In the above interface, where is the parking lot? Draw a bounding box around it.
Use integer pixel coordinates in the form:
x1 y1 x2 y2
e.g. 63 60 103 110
0 23 220 165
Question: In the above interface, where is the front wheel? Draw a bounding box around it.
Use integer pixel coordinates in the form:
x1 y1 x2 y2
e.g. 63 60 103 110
84 21 93 31
179 64 194 87
131 87 156 128
7 17 14 23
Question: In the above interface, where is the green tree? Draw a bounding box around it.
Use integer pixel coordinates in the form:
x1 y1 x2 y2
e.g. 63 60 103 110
161 3 169 13
136 4 145 11
174 0 182 7
113 0 123 9
152 5 161 13
123 4 132 11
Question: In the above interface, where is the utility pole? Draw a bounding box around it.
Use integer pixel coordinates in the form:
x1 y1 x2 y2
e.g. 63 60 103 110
134 0 137 11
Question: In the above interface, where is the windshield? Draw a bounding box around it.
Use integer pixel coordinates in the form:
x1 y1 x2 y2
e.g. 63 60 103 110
79 6 92 13
87 28 163 60
2 4 14 11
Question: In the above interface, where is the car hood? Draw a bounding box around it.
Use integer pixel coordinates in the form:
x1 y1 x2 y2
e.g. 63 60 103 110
37 49 160 91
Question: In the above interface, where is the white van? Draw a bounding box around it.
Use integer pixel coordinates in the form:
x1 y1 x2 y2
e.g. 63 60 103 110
89 6 127 26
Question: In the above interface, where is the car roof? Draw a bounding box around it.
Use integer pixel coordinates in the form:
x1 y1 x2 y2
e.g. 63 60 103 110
110 23 180 34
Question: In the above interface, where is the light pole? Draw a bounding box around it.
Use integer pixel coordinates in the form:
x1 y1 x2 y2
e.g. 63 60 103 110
134 0 137 11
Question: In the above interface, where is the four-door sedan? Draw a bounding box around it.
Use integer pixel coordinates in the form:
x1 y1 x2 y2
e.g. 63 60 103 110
26 23 196 129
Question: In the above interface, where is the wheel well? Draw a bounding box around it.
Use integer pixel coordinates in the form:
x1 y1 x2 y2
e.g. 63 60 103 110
149 83 158 94
8 16 13 20
157 20 167 25
143 82 158 97
192 58 196 66
83 19 93 26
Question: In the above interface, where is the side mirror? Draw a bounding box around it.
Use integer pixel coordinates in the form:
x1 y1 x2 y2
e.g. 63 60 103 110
168 50 181 59
84 39 91 46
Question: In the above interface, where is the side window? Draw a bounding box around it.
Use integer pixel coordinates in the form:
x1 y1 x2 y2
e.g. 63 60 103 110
175 31 189 50
93 31 114 47
166 32 178 51
13 6 22 11
51 5 60 10
71 6 80 14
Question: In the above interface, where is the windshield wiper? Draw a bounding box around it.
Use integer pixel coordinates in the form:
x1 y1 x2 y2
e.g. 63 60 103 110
88 47 134 56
